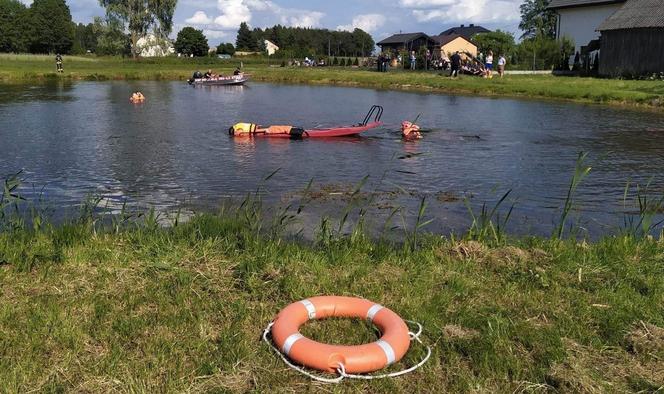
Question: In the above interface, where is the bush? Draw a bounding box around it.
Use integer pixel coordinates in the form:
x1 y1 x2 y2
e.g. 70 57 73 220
332 57 338 66
353 57 359 66
216 43 235 56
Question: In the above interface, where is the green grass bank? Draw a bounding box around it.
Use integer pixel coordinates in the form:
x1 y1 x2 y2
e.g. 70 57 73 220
1 54 664 108
1 211 663 392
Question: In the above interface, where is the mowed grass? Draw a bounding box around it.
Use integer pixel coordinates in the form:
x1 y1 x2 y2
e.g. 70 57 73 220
1 54 664 108
1 213 663 392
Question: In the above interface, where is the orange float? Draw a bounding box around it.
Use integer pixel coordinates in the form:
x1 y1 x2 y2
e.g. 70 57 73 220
270 296 411 374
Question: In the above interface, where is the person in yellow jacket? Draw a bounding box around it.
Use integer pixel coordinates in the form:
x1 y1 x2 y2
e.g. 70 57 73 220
229 124 296 135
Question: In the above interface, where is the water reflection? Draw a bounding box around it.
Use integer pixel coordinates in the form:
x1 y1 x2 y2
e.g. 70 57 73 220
1 80 664 236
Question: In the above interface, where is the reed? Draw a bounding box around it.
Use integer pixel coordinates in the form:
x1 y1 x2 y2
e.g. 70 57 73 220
554 152 592 239
620 180 664 238
465 189 515 244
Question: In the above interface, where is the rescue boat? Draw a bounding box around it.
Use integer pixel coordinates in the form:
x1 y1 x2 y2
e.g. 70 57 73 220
188 74 249 86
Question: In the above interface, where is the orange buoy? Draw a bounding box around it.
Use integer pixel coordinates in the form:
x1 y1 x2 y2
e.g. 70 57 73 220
270 296 411 374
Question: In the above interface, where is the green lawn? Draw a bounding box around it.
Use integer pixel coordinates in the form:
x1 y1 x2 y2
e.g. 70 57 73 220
1 54 664 108
1 211 663 392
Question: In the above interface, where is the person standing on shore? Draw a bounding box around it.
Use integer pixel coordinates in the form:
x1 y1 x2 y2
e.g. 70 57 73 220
497 55 506 78
410 51 416 70
485 50 493 78
450 51 461 77
55 53 63 73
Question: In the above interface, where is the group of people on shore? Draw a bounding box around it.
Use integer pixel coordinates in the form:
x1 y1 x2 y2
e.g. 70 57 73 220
480 51 507 78
438 50 507 78
380 49 507 78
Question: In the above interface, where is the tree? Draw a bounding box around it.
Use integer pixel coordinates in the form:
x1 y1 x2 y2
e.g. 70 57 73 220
216 42 235 55
99 0 152 58
0 0 30 53
514 36 570 70
473 30 516 57
175 27 208 56
236 25 375 58
519 0 557 39
72 22 98 54
98 0 178 58
93 16 130 56
236 22 255 51
151 0 176 38
29 0 74 54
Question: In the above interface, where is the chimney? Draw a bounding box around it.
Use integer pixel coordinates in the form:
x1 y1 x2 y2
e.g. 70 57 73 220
460 24 465 27
470 24 475 27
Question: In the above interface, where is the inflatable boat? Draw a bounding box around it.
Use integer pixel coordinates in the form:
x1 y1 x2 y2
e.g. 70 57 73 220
188 74 249 86
229 106 383 139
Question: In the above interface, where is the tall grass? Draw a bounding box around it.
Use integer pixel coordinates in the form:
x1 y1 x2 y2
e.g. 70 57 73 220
465 190 515 244
554 152 592 239
1 171 24 230
620 180 664 238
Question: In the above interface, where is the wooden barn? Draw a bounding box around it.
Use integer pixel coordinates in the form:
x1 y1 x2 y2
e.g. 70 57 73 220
376 33 436 55
598 0 664 77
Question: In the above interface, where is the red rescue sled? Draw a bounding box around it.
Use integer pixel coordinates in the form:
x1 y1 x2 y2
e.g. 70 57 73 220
266 121 382 138
232 106 383 139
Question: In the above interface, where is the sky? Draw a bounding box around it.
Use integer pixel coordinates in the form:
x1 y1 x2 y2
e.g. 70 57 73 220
29 0 524 45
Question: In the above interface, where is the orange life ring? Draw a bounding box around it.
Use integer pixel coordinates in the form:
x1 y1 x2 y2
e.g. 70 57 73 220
271 296 411 374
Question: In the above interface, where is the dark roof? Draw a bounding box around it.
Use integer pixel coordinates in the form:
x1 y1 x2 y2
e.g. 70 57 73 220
439 24 490 39
547 0 624 9
598 0 664 30
430 34 474 46
377 33 430 45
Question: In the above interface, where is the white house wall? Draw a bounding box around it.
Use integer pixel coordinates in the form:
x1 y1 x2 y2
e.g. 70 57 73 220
557 4 623 53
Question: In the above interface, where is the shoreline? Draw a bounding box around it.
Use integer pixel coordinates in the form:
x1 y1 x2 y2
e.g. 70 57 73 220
1 55 663 110
1 210 663 392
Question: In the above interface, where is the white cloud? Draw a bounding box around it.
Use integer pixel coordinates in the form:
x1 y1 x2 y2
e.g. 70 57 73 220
400 0 520 23
399 0 457 7
186 11 213 25
282 11 324 27
213 0 253 29
337 14 386 33
203 29 231 40
184 0 324 32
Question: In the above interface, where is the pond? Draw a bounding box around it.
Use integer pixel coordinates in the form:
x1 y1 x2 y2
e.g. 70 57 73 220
2 80 664 237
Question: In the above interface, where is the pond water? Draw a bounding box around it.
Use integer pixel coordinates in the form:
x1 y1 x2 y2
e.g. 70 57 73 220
2 80 664 237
